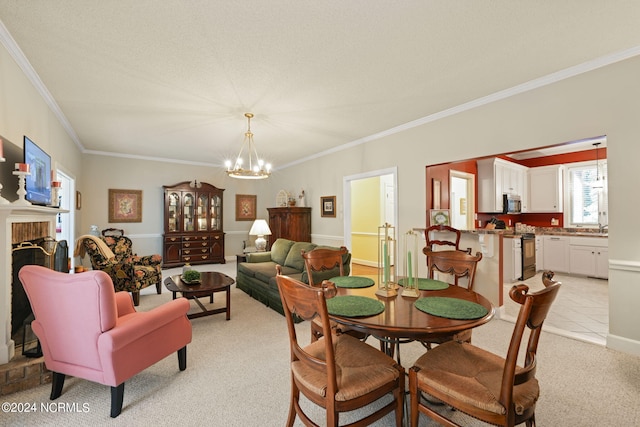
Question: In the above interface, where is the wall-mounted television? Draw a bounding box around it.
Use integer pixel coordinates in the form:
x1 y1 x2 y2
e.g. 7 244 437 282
24 135 52 206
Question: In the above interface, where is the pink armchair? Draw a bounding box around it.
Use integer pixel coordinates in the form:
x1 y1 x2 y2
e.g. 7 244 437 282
18 265 192 418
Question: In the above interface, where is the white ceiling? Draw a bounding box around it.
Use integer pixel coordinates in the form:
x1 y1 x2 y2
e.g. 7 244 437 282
0 1 638 169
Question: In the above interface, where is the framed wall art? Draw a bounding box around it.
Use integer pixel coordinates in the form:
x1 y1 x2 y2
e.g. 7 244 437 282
109 189 142 223
321 196 336 218
76 191 82 210
236 194 257 221
429 209 450 226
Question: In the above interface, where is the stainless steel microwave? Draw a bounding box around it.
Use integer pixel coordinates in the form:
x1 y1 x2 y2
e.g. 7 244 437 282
503 194 522 214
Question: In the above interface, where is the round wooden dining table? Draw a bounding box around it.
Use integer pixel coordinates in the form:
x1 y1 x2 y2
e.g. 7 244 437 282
327 276 495 363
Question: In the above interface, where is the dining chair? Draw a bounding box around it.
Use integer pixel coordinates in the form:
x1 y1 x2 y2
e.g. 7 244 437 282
276 273 405 427
421 248 483 348
409 271 561 427
18 265 192 418
301 246 367 342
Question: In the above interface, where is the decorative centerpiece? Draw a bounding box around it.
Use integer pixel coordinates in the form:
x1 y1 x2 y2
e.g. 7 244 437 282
401 229 420 298
376 223 397 297
181 269 201 285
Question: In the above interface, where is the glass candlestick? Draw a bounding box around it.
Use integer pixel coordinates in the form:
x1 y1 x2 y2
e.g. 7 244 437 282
401 229 420 298
376 223 397 297
12 170 32 206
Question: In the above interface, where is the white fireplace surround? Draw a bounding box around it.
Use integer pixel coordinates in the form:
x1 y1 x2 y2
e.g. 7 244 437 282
1 205 65 364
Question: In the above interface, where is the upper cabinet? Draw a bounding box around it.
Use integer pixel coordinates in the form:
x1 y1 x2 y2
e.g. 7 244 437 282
477 158 528 213
528 165 563 212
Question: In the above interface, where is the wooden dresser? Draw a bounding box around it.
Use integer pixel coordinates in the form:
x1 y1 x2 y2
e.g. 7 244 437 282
267 207 311 249
163 181 225 267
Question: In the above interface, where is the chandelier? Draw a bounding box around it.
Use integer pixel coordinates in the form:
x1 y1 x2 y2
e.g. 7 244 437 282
225 113 272 179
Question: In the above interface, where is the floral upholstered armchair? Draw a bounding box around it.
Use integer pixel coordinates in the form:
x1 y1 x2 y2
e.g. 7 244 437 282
76 234 162 306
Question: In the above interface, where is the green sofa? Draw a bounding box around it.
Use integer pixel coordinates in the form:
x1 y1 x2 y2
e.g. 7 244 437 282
236 238 351 317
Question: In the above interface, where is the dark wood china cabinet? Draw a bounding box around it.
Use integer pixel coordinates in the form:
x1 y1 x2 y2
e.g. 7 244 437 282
163 181 225 267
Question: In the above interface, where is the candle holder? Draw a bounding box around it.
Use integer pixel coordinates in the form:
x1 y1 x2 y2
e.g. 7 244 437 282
376 223 397 297
12 170 32 206
0 157 10 204
401 229 420 298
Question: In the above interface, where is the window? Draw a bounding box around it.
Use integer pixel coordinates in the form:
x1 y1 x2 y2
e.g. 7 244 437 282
567 161 608 227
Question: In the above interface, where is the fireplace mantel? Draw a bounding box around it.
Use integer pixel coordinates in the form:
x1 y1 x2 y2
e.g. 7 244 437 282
1 205 68 364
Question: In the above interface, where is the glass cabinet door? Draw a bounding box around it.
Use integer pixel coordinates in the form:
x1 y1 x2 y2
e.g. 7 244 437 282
197 194 209 231
168 192 180 232
183 192 195 232
211 195 221 230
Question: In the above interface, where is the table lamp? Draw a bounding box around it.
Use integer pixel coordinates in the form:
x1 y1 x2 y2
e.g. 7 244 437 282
249 219 272 252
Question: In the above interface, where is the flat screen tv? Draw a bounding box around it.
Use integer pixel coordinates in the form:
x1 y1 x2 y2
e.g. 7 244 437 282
24 135 52 206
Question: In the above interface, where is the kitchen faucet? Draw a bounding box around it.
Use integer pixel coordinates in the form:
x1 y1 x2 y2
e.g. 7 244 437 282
599 223 608 233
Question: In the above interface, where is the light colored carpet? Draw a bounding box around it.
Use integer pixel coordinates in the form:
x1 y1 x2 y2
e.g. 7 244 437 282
3 263 639 426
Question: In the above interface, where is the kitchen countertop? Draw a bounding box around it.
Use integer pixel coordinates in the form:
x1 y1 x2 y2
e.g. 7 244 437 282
458 229 608 238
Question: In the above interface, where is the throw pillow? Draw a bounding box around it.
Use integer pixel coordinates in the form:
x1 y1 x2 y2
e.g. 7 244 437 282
284 242 317 271
270 239 294 266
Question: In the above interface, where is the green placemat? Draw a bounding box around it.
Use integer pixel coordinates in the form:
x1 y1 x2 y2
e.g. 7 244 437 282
330 276 375 288
326 296 385 317
415 297 489 320
398 277 449 291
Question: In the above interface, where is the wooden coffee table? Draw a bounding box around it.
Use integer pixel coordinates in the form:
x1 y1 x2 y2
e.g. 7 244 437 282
165 271 235 320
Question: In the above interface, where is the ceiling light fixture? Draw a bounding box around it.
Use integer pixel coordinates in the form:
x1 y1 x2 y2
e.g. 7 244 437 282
225 113 272 179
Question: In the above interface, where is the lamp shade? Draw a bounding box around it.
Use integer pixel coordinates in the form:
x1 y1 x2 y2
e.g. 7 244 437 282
250 219 272 252
249 219 272 236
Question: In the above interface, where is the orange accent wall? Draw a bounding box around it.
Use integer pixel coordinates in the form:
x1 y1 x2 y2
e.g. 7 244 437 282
425 160 477 227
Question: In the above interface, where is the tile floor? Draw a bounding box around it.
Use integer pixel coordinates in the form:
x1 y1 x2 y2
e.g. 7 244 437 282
501 271 609 346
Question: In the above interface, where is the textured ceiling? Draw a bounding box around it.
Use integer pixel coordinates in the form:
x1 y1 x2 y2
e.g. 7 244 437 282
0 1 639 169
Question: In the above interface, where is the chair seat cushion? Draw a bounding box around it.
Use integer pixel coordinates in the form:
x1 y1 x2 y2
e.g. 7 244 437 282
292 334 400 401
413 341 539 416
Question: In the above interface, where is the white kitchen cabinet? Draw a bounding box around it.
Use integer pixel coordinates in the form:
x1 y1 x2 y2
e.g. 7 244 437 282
568 236 608 278
478 158 528 212
503 237 522 282
535 235 544 271
528 165 564 212
543 235 570 273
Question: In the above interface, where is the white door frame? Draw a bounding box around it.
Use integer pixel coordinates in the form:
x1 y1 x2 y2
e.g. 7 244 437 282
343 167 398 252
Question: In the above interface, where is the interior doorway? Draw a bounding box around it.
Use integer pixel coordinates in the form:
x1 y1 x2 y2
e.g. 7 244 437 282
343 168 398 267
449 170 475 230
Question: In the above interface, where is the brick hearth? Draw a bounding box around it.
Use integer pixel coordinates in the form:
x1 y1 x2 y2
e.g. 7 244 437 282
0 352 51 396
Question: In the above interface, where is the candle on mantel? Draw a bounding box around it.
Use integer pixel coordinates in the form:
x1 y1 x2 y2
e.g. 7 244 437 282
15 163 30 172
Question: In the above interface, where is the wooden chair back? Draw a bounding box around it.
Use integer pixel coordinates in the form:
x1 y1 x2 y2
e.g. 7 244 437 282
424 225 462 251
423 248 482 290
301 246 348 287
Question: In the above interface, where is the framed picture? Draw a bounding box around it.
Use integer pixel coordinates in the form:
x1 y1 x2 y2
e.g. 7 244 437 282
76 191 82 210
236 194 257 221
430 209 450 226
321 196 336 217
108 189 142 223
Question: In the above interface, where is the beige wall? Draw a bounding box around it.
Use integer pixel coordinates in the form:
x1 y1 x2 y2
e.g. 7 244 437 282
2 41 640 355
